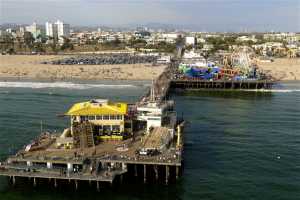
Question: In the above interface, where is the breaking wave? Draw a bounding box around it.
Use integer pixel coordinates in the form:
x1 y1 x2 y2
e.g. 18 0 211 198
270 89 300 93
0 90 9 94
244 89 300 93
0 81 137 90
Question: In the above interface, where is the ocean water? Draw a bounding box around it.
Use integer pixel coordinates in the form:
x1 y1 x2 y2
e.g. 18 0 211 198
0 80 299 200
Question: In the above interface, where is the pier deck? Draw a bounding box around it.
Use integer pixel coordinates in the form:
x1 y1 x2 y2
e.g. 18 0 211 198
141 62 275 103
0 127 182 186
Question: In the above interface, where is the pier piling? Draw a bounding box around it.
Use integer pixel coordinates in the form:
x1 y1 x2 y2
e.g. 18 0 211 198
165 166 169 185
120 174 123 184
96 181 100 192
154 165 159 181
33 177 37 187
75 180 78 190
54 179 57 188
143 165 147 183
176 166 179 180
134 165 138 177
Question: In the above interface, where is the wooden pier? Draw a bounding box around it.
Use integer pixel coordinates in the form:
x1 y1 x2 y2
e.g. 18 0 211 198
142 60 275 103
0 121 185 188
170 79 274 90
0 60 275 190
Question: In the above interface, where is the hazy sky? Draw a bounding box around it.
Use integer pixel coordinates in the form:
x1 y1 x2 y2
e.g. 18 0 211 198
1 0 300 31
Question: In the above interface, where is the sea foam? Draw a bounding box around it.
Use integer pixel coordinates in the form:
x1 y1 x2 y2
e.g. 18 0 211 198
244 89 300 93
0 81 136 90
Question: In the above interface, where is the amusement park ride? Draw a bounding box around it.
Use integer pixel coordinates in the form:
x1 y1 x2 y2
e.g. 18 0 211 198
221 47 257 80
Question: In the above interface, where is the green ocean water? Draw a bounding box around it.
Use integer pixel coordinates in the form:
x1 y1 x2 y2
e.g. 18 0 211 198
0 80 299 200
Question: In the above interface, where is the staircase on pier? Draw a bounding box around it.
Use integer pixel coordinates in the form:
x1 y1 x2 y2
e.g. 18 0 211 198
73 122 95 148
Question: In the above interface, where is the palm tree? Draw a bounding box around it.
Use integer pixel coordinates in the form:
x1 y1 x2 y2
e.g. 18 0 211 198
23 32 35 52
0 34 14 53
47 36 59 54
16 36 23 52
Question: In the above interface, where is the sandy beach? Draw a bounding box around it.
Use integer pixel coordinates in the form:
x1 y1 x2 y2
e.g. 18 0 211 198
0 55 166 81
257 58 300 81
1 55 299 82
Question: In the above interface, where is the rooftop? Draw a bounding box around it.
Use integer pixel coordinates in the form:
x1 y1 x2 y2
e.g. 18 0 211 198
65 99 128 116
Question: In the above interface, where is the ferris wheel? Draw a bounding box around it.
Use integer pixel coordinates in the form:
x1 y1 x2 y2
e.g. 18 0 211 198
231 46 255 75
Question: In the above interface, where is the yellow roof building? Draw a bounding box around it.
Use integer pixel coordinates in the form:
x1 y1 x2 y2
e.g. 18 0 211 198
65 99 128 116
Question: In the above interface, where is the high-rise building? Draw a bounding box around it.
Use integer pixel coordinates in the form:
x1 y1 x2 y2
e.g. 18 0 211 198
55 20 70 38
45 20 69 38
45 20 70 43
25 22 40 39
45 22 54 37
19 27 25 34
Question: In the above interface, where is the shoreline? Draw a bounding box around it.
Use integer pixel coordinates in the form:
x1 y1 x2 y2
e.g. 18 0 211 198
0 76 153 83
0 77 298 89
0 78 150 91
0 75 299 85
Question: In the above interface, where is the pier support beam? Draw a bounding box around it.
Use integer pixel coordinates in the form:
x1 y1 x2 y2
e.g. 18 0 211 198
120 174 123 184
67 163 73 173
47 162 53 169
134 165 138 177
154 165 159 181
177 125 181 148
33 177 37 187
12 176 16 185
26 161 32 167
122 162 127 171
54 179 57 188
143 165 147 183
75 180 78 190
67 163 73 177
96 181 100 192
165 165 169 185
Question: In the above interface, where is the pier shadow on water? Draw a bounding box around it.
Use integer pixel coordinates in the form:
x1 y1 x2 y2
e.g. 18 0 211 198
0 176 185 200
172 89 273 100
